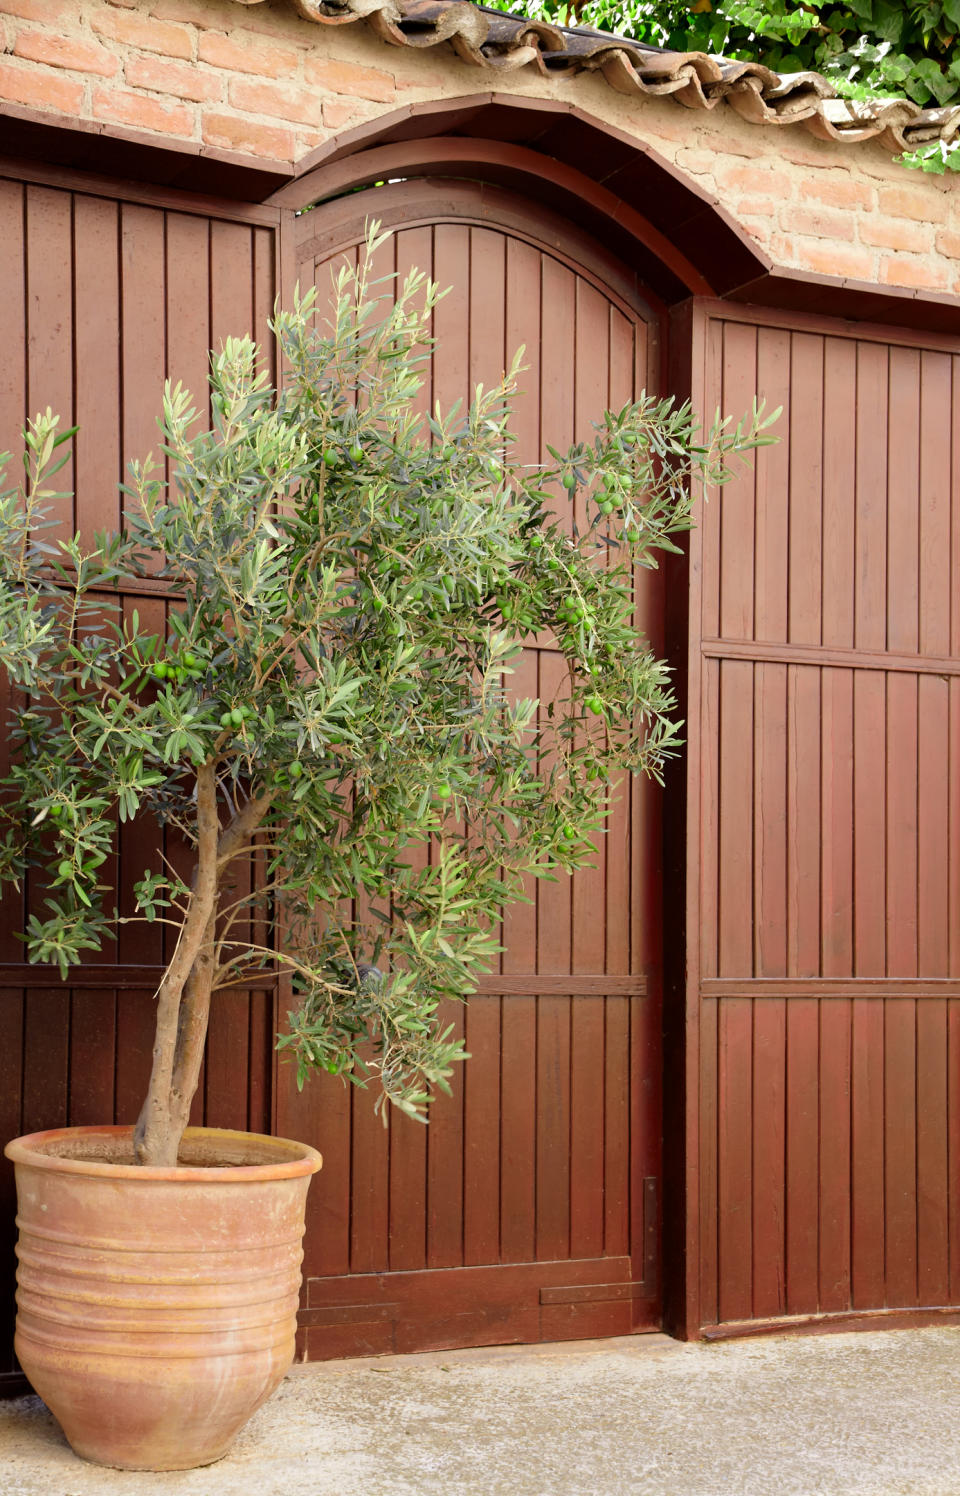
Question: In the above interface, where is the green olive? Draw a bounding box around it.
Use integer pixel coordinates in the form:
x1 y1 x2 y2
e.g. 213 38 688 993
289 762 304 779
220 711 233 728
586 695 603 715
349 444 364 463
49 804 63 819
436 783 453 799
230 708 244 728
183 652 196 668
562 473 577 491
322 449 340 468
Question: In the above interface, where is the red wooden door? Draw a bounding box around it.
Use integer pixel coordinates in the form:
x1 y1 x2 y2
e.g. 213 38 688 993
687 302 960 1335
278 181 666 1358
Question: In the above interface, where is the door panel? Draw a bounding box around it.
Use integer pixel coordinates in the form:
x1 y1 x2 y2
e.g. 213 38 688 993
279 181 665 1357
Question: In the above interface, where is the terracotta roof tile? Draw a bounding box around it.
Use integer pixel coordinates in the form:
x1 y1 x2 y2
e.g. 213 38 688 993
235 0 960 155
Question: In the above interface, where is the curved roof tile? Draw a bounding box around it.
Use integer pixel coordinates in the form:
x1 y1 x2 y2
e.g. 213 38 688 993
235 0 960 154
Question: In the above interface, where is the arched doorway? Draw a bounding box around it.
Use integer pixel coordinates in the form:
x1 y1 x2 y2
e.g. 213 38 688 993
276 176 668 1357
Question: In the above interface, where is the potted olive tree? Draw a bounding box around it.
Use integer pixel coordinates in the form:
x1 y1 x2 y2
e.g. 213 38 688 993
1 226 774 1471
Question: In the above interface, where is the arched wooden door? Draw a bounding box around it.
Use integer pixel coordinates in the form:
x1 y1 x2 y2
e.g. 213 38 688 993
278 179 666 1357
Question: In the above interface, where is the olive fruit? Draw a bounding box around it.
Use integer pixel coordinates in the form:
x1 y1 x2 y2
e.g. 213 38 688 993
49 804 63 818
586 695 603 714
349 444 364 463
322 449 339 468
153 661 168 679
624 526 641 544
219 711 233 728
561 473 577 491
183 652 196 668
436 783 453 799
289 762 304 779
230 708 244 728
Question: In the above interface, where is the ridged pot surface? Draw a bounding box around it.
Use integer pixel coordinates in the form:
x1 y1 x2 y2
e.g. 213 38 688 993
4 1125 322 1471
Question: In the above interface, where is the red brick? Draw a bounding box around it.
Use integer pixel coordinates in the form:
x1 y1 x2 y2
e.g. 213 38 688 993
125 53 222 103
714 160 794 199
91 9 193 61
0 55 83 111
736 196 777 218
322 97 357 130
878 184 949 224
14 31 119 77
202 110 295 162
787 205 857 242
878 255 950 291
674 146 717 176
229 76 325 127
798 175 874 211
304 56 397 104
935 228 960 259
0 0 69 18
149 0 222 20
198 30 299 78
92 85 194 136
796 241 875 280
860 218 933 254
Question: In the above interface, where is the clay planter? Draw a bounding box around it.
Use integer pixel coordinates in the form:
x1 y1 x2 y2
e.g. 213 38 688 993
4 1125 322 1471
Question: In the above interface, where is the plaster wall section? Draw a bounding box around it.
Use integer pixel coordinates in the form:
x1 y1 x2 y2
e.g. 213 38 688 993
1 0 959 295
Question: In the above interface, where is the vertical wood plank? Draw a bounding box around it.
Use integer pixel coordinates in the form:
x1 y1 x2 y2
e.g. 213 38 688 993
500 652 538 1264
820 338 857 649
754 663 787 977
818 999 851 1312
886 347 921 655
854 341 888 653
717 998 751 1321
820 668 854 977
787 333 824 648
753 326 790 643
603 993 630 1259
853 673 887 976
699 997 719 1325
68 990 116 1127
785 997 820 1314
885 674 918 977
884 1000 918 1307
751 998 786 1317
26 185 74 534
718 660 753 976
718 321 757 641
74 195 121 536
0 178 26 462
917 999 949 1304
851 998 885 1307
536 991 572 1262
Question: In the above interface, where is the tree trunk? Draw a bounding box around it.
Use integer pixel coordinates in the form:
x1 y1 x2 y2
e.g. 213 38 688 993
133 763 220 1167
133 774 275 1167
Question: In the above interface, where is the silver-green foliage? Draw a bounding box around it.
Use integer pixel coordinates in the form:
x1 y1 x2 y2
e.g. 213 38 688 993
0 224 776 1123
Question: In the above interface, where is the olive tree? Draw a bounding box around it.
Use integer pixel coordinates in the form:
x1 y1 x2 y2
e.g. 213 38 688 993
0 225 776 1167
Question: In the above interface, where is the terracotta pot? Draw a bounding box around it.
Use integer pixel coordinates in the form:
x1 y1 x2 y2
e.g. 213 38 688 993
4 1125 322 1471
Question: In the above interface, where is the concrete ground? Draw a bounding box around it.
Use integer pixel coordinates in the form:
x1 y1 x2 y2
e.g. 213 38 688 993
3 1327 960 1496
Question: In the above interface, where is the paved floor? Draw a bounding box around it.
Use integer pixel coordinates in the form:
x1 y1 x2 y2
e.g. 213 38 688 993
3 1328 960 1495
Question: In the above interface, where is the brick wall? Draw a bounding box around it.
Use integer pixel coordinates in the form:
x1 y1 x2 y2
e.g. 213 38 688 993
2 0 959 295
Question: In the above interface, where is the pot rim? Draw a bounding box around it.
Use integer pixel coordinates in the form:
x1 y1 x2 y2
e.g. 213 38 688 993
4 1125 322 1183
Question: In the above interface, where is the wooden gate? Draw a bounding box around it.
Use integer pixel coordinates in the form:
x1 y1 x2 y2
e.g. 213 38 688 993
687 301 960 1335
276 180 666 1357
0 160 666 1382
